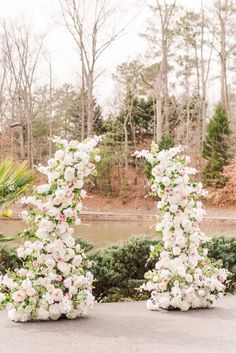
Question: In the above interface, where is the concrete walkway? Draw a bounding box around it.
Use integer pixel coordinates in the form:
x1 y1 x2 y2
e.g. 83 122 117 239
0 295 235 353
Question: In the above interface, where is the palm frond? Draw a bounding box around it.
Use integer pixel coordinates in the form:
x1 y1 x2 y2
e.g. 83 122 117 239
0 158 36 209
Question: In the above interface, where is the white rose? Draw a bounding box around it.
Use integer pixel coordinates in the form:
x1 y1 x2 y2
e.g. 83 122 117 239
64 278 72 288
162 176 171 187
49 304 61 320
159 295 170 309
37 184 50 194
74 179 84 189
63 208 74 218
46 259 56 268
179 301 190 311
26 287 36 297
48 158 57 168
64 167 75 181
55 149 65 161
72 255 82 267
173 246 181 256
12 290 26 303
37 306 49 320
52 288 63 302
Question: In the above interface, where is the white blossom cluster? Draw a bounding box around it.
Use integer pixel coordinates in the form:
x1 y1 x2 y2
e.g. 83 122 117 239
0 137 101 321
136 144 227 311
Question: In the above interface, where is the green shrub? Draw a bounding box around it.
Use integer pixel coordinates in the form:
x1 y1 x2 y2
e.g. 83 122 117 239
0 245 22 273
207 237 236 292
158 133 175 151
90 235 236 301
90 236 159 302
0 236 235 302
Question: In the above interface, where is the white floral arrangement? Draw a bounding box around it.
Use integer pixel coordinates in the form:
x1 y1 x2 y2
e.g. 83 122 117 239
135 143 228 311
0 136 101 321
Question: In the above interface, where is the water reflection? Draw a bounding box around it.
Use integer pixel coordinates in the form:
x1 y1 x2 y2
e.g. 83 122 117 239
1 218 236 248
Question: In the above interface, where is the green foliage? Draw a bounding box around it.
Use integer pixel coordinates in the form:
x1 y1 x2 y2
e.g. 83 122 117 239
0 246 22 273
0 233 14 242
90 235 236 301
202 103 232 188
90 236 158 302
158 133 175 151
93 121 127 198
207 237 236 292
0 235 235 301
0 158 36 210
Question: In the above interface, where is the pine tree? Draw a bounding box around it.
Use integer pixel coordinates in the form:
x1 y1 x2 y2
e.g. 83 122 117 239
202 103 232 188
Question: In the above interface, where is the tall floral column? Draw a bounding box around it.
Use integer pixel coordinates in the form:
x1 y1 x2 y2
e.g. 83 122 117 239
135 144 227 311
0 137 101 321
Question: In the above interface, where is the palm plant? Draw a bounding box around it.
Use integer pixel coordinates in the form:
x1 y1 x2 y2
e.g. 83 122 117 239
0 158 36 242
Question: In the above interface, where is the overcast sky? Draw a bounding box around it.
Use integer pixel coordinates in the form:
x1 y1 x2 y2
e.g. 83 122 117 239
0 0 216 110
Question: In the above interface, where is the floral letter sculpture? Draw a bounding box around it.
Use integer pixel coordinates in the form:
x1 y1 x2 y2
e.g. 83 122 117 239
0 137 101 321
135 144 227 311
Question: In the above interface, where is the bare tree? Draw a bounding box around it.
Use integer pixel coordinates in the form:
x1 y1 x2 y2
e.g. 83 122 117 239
59 0 127 136
214 0 236 115
0 20 45 165
142 0 177 141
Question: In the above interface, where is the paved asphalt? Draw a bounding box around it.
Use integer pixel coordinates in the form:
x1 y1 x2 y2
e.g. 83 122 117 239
0 295 235 353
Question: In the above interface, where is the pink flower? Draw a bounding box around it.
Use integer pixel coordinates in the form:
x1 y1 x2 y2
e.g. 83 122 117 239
33 261 40 268
12 290 26 303
66 293 72 300
55 275 63 282
88 163 94 170
52 288 63 302
26 287 37 297
151 290 158 298
59 214 66 222
17 269 28 277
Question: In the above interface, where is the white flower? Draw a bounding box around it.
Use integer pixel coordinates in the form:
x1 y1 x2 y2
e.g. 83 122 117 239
52 288 63 302
17 247 25 258
21 210 29 220
0 293 5 303
48 158 57 168
159 295 170 309
1 137 98 321
179 301 190 311
64 167 75 181
162 176 171 187
37 306 49 320
80 190 87 199
74 179 84 189
94 155 101 162
12 290 26 303
26 287 36 297
49 304 61 320
63 208 74 218
45 259 56 268
55 149 65 161
37 184 50 194
72 255 82 267
173 246 181 256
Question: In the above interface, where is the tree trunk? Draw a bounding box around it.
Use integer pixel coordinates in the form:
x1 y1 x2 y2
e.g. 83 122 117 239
87 72 94 136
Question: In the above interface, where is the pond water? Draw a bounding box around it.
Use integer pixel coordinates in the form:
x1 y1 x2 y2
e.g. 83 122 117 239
0 218 236 248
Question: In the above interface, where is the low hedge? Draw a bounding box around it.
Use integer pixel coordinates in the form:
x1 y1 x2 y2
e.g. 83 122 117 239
0 236 235 302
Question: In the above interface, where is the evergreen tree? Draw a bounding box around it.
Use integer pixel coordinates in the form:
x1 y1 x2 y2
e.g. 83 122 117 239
202 103 232 188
